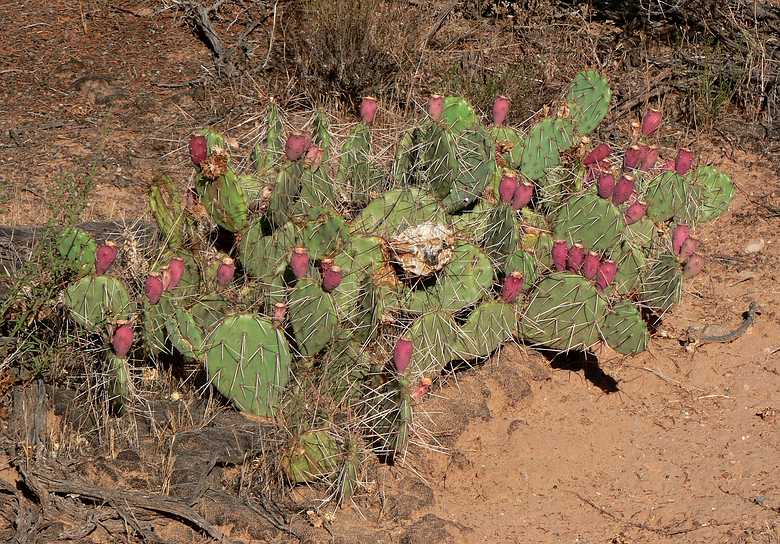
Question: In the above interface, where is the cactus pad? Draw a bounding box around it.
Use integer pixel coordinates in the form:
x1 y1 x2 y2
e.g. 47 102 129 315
602 301 649 355
640 253 683 313
282 430 341 483
57 227 97 275
196 169 249 232
691 166 734 223
566 70 611 135
553 193 624 253
351 188 446 238
65 276 133 330
288 278 338 356
452 301 515 359
204 314 291 416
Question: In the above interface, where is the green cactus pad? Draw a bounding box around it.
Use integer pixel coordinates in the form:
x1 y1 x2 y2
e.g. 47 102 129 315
300 211 349 260
451 200 493 242
347 235 387 276
267 162 303 227
643 172 694 223
452 301 515 360
204 314 291 416
282 430 340 483
337 123 382 206
321 340 372 405
624 217 656 249
610 242 645 295
288 278 338 356
504 249 539 287
640 253 683 313
300 162 337 209
240 221 298 280
405 310 457 380
196 169 249 232
406 242 493 313
64 276 133 330
350 188 446 238
165 306 205 360
441 96 479 133
149 176 190 248
57 227 96 275
520 273 607 351
602 301 649 355
254 101 284 175
553 193 624 253
521 118 568 181
433 128 496 213
392 126 419 184
329 253 361 322
142 302 169 356
492 126 525 169
483 203 520 266
567 70 611 135
108 353 132 414
691 166 734 223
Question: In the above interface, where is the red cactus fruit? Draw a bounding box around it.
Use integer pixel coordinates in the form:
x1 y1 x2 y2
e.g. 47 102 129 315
216 257 235 287
428 94 444 121
144 273 164 304
585 160 609 185
582 251 600 280
567 243 585 273
611 175 635 205
284 133 311 161
304 144 324 170
498 172 518 204
322 265 343 292
595 259 618 291
672 224 690 256
552 240 569 272
189 134 208 166
112 323 134 358
511 180 534 210
360 96 378 124
684 254 704 277
272 302 287 328
623 145 641 170
290 247 309 279
641 108 662 136
492 95 511 126
679 237 699 260
584 143 611 166
597 173 615 199
95 241 118 275
393 337 413 374
165 258 185 291
501 271 524 304
675 148 694 175
624 200 648 225
411 377 433 401
637 145 658 171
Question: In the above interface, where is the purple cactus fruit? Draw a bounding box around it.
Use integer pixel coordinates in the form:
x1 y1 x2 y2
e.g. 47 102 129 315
641 108 662 136
498 172 518 204
684 254 704 277
597 173 615 199
166 258 185 291
552 240 569 272
272 302 287 328
112 323 134 358
144 273 164 305
595 259 618 291
567 243 585 273
612 175 635 205
511 181 534 210
360 96 378 124
95 241 118 275
501 271 524 304
393 337 413 374
216 257 235 287
672 224 690 256
322 265 343 292
189 134 208 166
284 133 311 161
304 144 324 170
675 148 694 175
624 200 648 225
583 143 611 166
679 237 699 260
428 94 444 121
624 145 641 170
637 145 658 171
290 247 309 279
492 95 511 126
582 251 600 280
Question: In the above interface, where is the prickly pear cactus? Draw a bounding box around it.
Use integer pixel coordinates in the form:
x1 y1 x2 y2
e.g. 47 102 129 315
64 276 134 330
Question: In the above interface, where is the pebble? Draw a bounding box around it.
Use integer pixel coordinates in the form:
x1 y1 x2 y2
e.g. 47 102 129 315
744 238 765 254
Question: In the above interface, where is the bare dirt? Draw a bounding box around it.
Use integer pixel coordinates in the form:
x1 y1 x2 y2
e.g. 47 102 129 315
1 1 779 543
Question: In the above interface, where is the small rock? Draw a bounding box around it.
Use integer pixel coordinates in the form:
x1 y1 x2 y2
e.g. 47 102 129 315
744 238 765 254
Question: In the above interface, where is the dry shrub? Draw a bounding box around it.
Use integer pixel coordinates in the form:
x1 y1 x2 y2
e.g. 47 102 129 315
280 0 421 107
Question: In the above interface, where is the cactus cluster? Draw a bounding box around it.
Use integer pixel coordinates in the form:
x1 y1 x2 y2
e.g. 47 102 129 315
55 71 734 500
